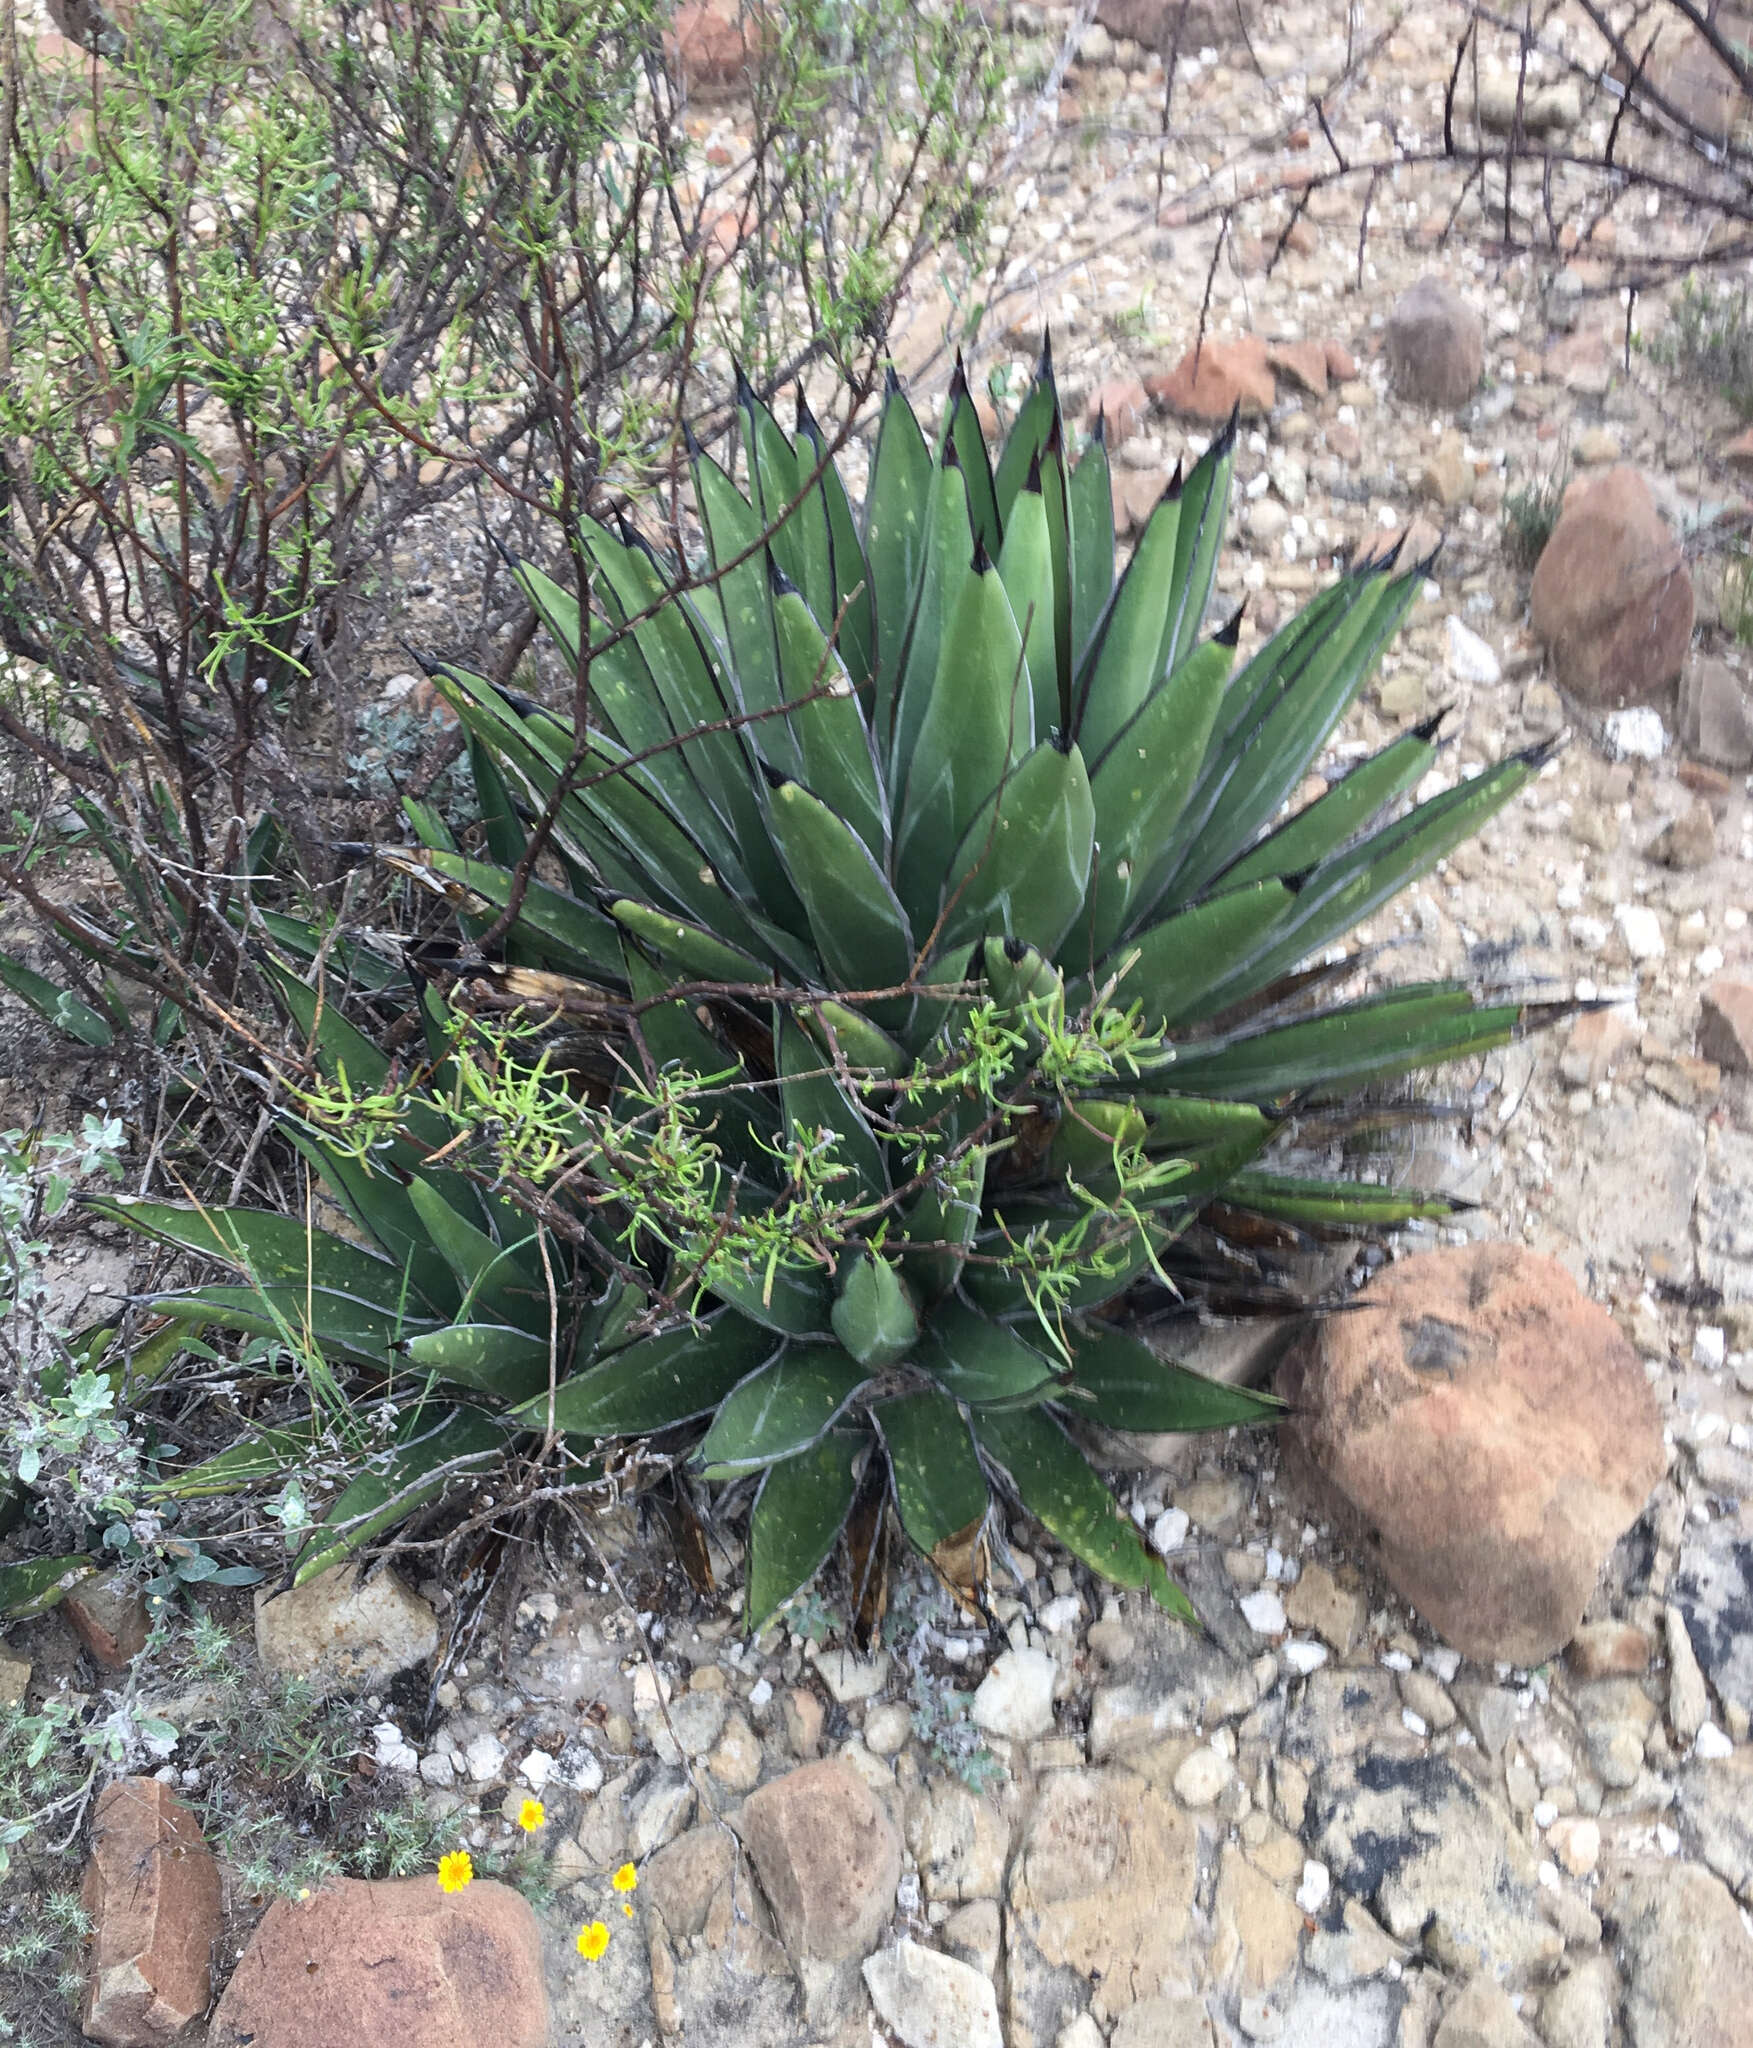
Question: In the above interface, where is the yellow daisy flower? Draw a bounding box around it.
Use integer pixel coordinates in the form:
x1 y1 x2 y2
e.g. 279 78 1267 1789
437 1850 474 1894
516 1798 546 1833
611 1861 638 1894
576 1920 610 1961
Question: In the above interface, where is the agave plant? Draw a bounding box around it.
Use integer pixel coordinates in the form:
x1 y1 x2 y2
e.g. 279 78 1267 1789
367 345 1558 1626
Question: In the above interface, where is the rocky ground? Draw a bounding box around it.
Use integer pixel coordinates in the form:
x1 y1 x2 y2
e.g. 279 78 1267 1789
10 0 1753 2045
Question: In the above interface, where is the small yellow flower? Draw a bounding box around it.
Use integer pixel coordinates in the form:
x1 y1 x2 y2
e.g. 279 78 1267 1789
437 1851 474 1894
611 1861 638 1894
576 1920 610 1961
621 1902 634 1919
516 1798 546 1833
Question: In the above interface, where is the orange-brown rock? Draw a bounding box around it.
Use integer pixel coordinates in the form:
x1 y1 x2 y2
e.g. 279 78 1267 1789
1530 466 1694 709
1383 277 1484 409
664 1 765 95
738 1757 900 1963
209 1877 548 2048
1085 377 1150 444
1280 1244 1666 1666
1146 335 1274 420
1266 338 1329 396
82 1778 223 2047
1700 978 1753 1075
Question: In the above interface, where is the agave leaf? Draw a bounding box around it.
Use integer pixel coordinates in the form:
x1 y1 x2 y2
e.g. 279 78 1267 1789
84 1195 416 1306
254 912 406 995
795 392 876 693
1164 563 1423 904
1160 419 1237 678
528 1314 779 1436
900 1147 985 1305
937 738 1095 960
1217 713 1442 891
1072 474 1182 760
705 1236 837 1337
281 1127 457 1309
799 1000 908 1080
778 1014 890 1204
1037 418 1075 724
1195 747 1548 1016
943 364 1002 559
688 443 801 779
1066 431 1114 669
914 1297 1062 1404
772 573 888 861
1165 983 1525 1104
1133 1095 1274 1153
1063 1323 1286 1432
890 455 975 786
996 469 1060 743
736 369 811 601
293 1404 509 1586
961 1206 1174 1316
467 732 527 868
1074 621 1239 960
763 774 915 994
388 844 626 981
402 1323 555 1401
147 1427 317 1499
991 336 1059 529
0 952 115 1046
611 900 774 987
0 1554 96 1620
404 1180 543 1325
620 944 776 1178
862 372 934 738
695 1348 870 1477
973 1403 1193 1619
1105 878 1298 1031
745 1432 863 1629
1222 1169 1464 1229
894 549 1031 929
875 1389 989 1554
144 1283 439 1367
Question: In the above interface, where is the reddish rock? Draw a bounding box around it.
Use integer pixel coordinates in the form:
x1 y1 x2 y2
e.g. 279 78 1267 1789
1383 277 1484 409
1567 1620 1652 1678
1557 1008 1640 1089
1266 338 1328 397
65 1570 149 1670
82 1778 223 2047
1279 1244 1666 1667
1323 338 1359 382
738 1757 901 1963
1146 335 1274 421
1700 979 1753 1076
1085 376 1150 444
209 1877 548 2048
1544 328 1613 398
664 1 765 95
1529 467 1694 709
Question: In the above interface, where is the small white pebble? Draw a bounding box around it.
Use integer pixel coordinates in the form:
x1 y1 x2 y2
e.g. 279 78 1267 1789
1152 1508 1191 1555
1241 1589 1287 1636
1696 1327 1728 1371
1402 1708 1429 1737
1657 1824 1681 1855
1284 1640 1329 1676
1533 1799 1558 1830
1382 1650 1413 1673
748 1677 773 1710
1697 1723 1735 1760
1423 1647 1461 1683
1538 1860 1560 1890
1296 1860 1332 1914
1038 1593 1082 1635
517 1749 555 1792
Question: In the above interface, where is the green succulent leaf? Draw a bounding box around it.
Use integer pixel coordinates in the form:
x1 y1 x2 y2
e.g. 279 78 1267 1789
529 1314 779 1438
974 1402 1193 1620
696 1348 870 1477
763 773 915 994
745 1432 863 1630
875 1389 988 1555
831 1250 920 1370
0 1554 96 1620
1221 1170 1465 1229
914 1297 1062 1405
0 953 115 1046
83 1195 414 1305
402 1323 555 1402
1062 1323 1286 1433
937 738 1094 959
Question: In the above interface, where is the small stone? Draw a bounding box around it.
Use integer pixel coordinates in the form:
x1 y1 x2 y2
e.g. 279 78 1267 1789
1647 799 1717 870
629 1771 697 1859
1385 277 1486 409
1150 1507 1190 1555
864 1702 912 1758
810 1646 891 1705
971 1647 1057 1741
942 1898 1002 1982
64 1570 150 1671
707 1710 763 1792
1588 1722 1645 1788
1697 1722 1736 1760
1559 1009 1640 1088
1086 377 1150 444
254 1565 437 1700
1615 1863 1753 2047
1575 426 1622 465
1603 705 1669 760
0 1644 29 1706
1399 1669 1457 1732
1679 654 1753 769
1567 1621 1651 1678
1296 1859 1331 1914
371 1722 418 1776
739 1757 902 1962
1267 338 1330 396
782 1685 825 1759
1146 335 1276 420
463 1730 507 1783
1283 1563 1367 1653
1447 615 1501 684
82 1779 223 2048
1433 1972 1540 2048
1239 1589 1287 1636
1377 669 1428 720
1667 1604 1712 1744
862 1938 1002 2048
1699 979 1753 1075
1614 904 1665 961
1549 1817 1600 1877
1173 1745 1235 1808
1539 1960 1615 2048
1420 430 1474 508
